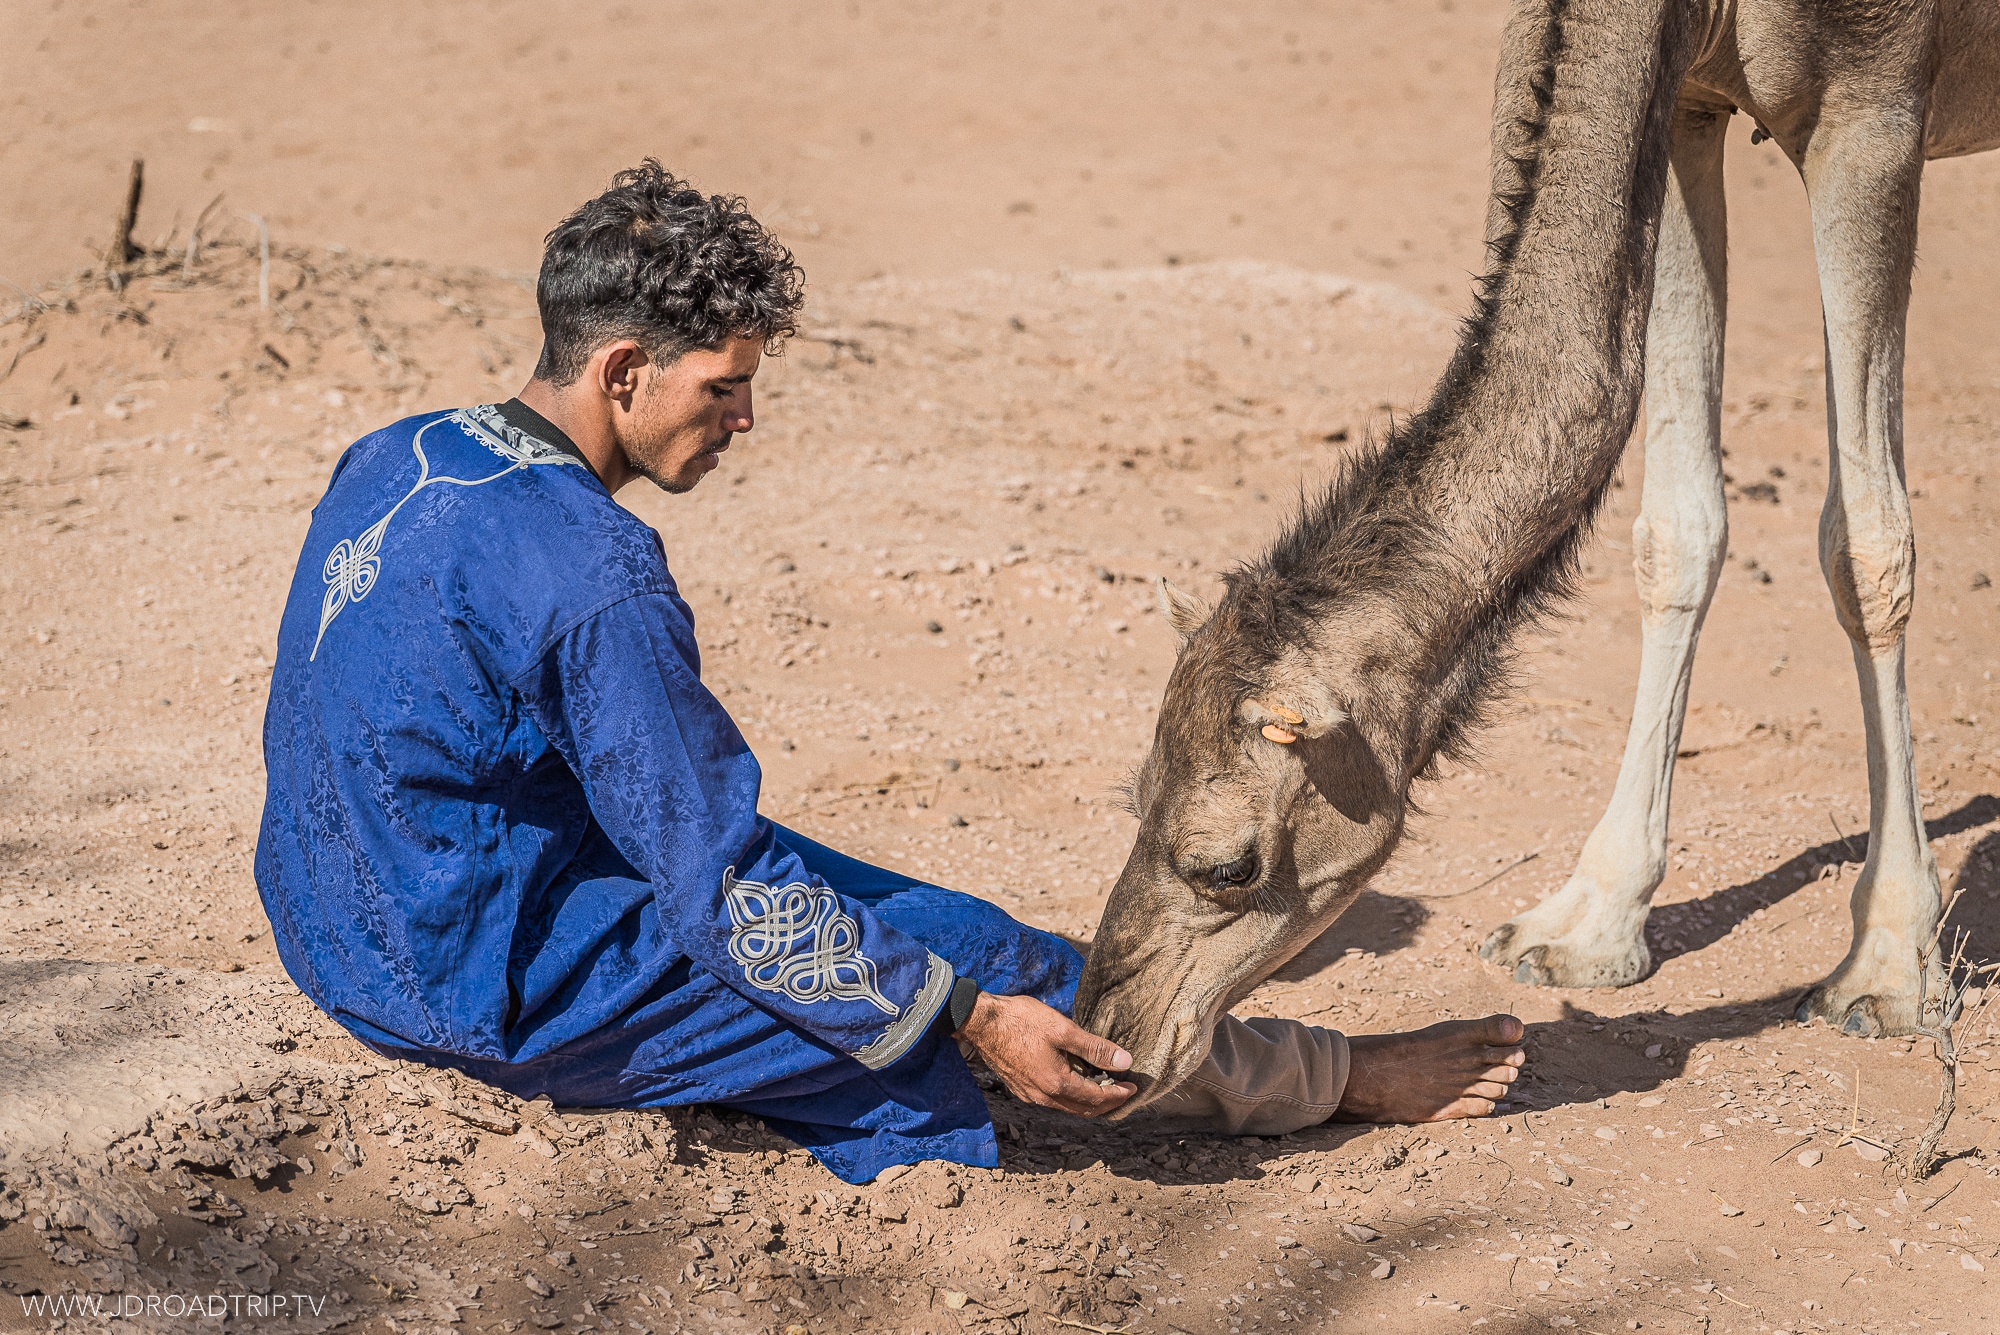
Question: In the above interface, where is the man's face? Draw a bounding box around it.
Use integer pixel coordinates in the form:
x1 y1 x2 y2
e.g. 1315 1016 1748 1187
618 337 763 494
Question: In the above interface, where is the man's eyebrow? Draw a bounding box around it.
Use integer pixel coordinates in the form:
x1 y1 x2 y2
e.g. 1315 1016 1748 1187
709 373 755 385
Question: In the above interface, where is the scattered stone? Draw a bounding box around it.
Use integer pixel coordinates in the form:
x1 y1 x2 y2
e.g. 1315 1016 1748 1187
1275 1235 1298 1249
874 1163 911 1185
524 1274 553 1298
941 1290 968 1309
1548 1166 1572 1187
1851 1141 1889 1162
1594 1127 1618 1142
1961 1254 1984 1272
1644 1045 1664 1059
1719 1203 1744 1218
1068 1213 1088 1233
1610 1221 1633 1231
1844 1214 1866 1231
1638 1095 1665 1106
1797 1149 1823 1168
1342 1223 1381 1243
1370 1261 1393 1280
444 1100 519 1135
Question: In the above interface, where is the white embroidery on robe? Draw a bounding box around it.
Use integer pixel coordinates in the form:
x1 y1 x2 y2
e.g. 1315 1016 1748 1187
722 868 897 1015
311 408 580 660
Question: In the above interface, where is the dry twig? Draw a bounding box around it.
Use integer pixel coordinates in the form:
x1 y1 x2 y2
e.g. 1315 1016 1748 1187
241 212 271 309
1909 887 1998 1178
182 192 226 281
107 158 145 273
1409 850 1542 900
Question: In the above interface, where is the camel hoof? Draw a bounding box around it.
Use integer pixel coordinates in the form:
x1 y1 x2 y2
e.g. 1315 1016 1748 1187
1795 987 1904 1037
1512 947 1558 988
1478 924 1517 963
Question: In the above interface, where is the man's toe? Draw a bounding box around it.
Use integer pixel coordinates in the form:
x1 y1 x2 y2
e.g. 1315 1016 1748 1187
1482 1063 1520 1085
1477 1014 1525 1045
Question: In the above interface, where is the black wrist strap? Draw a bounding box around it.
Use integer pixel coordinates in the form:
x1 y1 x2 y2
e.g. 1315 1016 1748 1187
946 975 982 1034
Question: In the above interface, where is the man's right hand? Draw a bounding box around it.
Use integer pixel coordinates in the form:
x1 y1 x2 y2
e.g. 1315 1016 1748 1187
956 990 1138 1117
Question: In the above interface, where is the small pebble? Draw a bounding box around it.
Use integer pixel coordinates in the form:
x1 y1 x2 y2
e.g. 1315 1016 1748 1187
1370 1261 1393 1280
1797 1149 1823 1168
1548 1166 1572 1187
1595 1127 1618 1142
1341 1223 1381 1243
1610 1221 1633 1231
1719 1204 1744 1217
1961 1254 1985 1272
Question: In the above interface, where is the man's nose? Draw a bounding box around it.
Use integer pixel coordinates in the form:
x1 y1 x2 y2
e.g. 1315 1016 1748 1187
726 391 754 433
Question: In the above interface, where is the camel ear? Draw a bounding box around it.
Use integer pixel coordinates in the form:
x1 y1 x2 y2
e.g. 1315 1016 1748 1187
1157 577 1211 643
1239 689 1348 743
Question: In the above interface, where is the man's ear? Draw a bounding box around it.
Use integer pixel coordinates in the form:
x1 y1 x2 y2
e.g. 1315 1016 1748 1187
596 341 647 404
1157 577 1211 644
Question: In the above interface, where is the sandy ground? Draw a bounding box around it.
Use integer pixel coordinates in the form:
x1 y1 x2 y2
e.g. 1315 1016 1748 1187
3 3 1999 1333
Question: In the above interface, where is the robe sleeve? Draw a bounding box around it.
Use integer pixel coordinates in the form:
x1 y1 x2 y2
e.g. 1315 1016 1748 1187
516 589 954 1071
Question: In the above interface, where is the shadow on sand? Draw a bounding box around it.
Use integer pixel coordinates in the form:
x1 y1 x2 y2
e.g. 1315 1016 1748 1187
1643 792 2000 967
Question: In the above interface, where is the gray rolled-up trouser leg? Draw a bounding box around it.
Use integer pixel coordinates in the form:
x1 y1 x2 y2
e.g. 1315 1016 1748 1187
1140 1016 1350 1136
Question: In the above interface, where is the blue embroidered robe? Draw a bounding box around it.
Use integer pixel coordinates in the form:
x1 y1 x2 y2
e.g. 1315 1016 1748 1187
256 403 1080 1182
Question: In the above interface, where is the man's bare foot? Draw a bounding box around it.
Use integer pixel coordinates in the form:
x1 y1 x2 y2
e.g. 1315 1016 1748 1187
1329 1014 1526 1123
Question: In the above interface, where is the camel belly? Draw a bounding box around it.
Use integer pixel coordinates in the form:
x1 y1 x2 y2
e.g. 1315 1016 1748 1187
1925 0 2000 159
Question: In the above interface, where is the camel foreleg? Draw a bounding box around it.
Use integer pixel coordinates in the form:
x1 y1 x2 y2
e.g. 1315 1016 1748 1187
1481 100 1730 989
1792 116 1942 1037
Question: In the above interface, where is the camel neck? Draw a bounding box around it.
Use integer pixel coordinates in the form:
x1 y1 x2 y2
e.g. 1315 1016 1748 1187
1404 0 1695 591
1219 0 1700 777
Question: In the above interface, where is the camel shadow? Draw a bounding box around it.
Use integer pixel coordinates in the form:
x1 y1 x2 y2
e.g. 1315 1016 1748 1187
1266 892 1427 982
1643 793 2000 968
1506 830 2000 1112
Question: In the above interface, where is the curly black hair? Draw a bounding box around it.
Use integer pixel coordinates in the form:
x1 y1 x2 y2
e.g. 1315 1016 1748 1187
532 161 806 385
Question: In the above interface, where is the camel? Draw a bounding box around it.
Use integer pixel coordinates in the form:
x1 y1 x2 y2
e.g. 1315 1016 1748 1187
1074 0 2000 1112
1479 0 2000 1034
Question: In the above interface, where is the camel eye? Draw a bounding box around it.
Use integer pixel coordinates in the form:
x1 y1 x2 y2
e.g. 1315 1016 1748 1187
1210 854 1258 889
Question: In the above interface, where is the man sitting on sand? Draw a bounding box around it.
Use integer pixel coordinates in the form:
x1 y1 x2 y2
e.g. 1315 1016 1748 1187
257 162 1526 1184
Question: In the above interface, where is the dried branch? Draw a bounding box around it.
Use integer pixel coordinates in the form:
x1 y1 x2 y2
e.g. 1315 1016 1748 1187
1909 888 1994 1179
107 158 146 271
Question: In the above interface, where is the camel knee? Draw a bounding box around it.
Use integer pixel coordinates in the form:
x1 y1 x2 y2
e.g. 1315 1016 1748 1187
1820 517 1914 652
1630 506 1724 628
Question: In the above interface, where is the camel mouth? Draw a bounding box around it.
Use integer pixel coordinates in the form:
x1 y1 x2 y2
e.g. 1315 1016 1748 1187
1090 987 1230 1120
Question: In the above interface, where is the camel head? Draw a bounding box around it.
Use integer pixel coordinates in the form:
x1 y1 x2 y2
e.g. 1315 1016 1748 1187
1074 574 1414 1114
